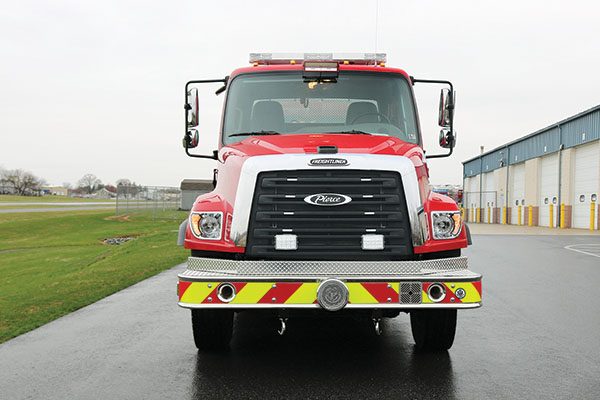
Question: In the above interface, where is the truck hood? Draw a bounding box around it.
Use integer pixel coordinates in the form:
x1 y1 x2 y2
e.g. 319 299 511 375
220 134 424 160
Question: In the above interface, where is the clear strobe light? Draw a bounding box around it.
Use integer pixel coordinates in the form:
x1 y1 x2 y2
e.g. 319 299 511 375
362 234 384 250
275 234 297 250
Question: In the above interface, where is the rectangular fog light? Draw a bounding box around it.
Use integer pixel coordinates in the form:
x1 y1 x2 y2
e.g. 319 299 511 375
275 234 297 250
362 234 384 250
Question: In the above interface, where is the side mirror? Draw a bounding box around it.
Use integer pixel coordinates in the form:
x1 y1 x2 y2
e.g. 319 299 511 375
439 129 455 149
183 129 199 149
186 88 199 128
438 88 455 128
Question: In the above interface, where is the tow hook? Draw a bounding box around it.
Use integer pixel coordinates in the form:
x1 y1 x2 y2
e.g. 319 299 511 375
372 310 382 335
372 318 382 336
276 310 289 336
277 317 288 336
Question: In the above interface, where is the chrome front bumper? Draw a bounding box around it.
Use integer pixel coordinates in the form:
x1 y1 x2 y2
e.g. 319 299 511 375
178 256 482 309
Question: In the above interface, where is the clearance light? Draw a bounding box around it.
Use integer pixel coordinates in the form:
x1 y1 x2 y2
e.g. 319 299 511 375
362 234 384 250
431 211 462 240
275 234 297 250
190 212 223 240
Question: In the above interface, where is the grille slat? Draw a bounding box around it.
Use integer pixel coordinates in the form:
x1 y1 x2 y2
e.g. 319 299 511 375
246 169 413 260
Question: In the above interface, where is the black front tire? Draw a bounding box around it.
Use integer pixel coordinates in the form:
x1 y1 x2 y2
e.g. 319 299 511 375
191 309 234 351
410 309 457 351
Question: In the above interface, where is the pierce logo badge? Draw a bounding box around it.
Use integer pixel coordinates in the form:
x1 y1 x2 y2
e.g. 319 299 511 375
308 158 349 166
303 193 352 207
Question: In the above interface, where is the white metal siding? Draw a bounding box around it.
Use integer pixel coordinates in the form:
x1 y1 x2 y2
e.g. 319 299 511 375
510 163 526 225
468 176 480 209
572 141 600 229
482 172 495 223
539 153 559 227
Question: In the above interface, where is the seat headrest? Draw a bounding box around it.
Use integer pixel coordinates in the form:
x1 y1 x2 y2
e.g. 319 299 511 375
251 101 284 132
346 102 378 124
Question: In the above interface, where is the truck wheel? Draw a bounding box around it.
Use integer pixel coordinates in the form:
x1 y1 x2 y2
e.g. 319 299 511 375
410 309 457 351
191 309 234 351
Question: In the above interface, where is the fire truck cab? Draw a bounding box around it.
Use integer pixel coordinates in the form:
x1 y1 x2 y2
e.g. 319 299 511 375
177 53 481 352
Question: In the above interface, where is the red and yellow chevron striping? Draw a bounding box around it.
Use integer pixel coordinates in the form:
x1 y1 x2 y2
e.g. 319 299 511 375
178 280 481 306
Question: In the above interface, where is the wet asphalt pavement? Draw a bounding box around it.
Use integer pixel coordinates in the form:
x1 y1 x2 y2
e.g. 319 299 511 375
1 234 600 399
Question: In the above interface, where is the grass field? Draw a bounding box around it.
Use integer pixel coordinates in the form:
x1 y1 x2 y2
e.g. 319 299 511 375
0 195 114 203
0 210 188 343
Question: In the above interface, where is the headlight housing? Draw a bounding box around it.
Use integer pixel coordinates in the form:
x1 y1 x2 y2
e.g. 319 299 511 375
189 212 223 240
431 211 462 240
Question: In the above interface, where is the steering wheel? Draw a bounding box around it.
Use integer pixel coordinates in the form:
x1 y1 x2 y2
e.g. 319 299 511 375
350 112 391 125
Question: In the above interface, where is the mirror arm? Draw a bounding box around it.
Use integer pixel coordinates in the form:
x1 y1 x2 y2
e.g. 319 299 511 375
215 76 229 95
185 142 219 160
411 77 455 159
427 145 453 159
184 77 228 161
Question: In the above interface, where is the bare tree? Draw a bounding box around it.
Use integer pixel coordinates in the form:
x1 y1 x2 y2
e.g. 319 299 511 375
116 178 132 187
62 182 72 190
77 174 102 194
0 169 44 195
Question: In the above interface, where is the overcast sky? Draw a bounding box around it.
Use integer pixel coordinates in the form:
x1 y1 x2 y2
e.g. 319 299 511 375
1 0 599 187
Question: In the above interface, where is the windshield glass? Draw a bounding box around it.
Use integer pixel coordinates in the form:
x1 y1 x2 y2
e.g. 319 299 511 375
222 71 419 144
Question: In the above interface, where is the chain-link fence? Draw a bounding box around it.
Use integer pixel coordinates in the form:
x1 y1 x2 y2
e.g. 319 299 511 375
115 185 185 220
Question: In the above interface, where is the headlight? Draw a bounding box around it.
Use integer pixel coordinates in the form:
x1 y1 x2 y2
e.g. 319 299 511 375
190 212 223 240
431 211 462 240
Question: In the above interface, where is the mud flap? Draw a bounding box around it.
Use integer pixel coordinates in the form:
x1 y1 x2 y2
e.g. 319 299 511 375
177 219 188 246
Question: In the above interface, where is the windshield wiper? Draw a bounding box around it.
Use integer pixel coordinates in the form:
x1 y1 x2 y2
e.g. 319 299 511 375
228 130 281 137
325 130 372 135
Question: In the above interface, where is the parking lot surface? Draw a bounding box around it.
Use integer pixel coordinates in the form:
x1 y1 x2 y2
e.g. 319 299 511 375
1 234 599 399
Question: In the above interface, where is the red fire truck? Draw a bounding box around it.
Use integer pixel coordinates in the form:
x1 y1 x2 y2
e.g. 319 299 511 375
177 53 481 352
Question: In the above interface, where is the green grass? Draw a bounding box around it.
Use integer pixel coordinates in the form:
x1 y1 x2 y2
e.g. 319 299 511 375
0 210 188 343
0 194 114 203
0 204 115 210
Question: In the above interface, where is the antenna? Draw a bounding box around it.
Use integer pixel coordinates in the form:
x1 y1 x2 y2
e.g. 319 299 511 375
374 0 380 52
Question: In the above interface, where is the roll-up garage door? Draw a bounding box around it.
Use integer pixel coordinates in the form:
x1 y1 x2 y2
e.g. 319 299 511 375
468 177 480 221
539 153 559 227
572 141 600 229
510 163 526 225
482 172 495 223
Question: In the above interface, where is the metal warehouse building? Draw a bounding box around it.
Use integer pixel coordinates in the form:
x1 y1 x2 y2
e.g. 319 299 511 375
462 104 600 230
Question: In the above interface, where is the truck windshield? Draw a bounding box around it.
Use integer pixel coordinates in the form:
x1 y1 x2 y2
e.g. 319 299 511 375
222 71 419 145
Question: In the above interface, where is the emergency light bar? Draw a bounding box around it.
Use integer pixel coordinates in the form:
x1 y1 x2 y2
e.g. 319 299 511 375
249 52 387 65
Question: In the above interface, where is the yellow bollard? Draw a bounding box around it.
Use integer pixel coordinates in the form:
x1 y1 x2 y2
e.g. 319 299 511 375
487 207 491 224
502 207 507 225
549 204 554 228
560 203 566 229
591 202 596 231
528 205 533 226
518 205 522 226
476 208 481 223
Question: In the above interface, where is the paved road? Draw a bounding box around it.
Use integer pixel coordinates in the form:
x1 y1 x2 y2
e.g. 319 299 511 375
2 235 600 399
